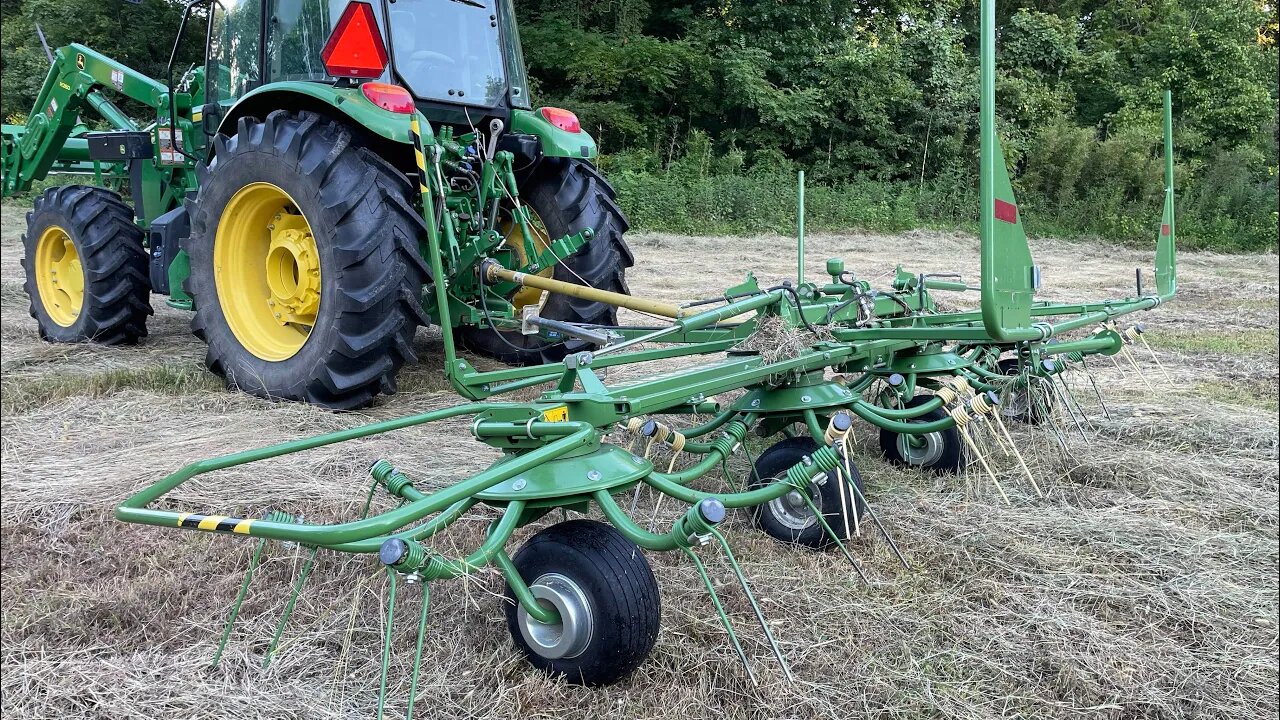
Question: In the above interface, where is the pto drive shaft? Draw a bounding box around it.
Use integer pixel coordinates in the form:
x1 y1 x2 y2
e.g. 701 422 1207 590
482 259 685 319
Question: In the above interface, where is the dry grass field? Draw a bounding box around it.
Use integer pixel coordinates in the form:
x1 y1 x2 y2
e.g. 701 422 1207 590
2 198 1277 719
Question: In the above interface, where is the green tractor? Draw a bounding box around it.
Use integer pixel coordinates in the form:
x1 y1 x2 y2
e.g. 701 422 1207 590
2 0 632 409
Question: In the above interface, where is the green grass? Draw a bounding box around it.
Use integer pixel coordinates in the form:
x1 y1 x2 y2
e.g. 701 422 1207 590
1193 379 1280 412
1 364 223 414
1145 329 1280 355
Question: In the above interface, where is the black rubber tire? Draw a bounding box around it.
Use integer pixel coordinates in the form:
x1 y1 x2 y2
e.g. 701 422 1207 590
745 436 866 549
503 519 660 686
997 358 1054 424
458 157 632 364
184 111 430 410
878 394 964 473
21 185 151 344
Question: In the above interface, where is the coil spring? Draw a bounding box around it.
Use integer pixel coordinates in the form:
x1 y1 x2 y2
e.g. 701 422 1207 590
783 444 841 487
369 459 413 496
712 420 749 456
262 509 296 524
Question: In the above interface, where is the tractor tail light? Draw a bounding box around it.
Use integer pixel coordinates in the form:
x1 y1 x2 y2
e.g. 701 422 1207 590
539 107 581 133
361 82 414 113
321 2 388 79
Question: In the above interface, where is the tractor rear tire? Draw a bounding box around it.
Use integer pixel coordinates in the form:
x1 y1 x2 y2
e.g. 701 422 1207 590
457 158 632 365
184 111 430 410
22 185 151 344
503 519 660 685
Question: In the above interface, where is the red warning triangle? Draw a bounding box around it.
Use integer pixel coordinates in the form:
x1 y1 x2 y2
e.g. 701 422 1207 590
321 2 388 79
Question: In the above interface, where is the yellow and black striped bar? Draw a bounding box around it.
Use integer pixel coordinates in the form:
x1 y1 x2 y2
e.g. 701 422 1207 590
409 115 431 198
176 512 255 534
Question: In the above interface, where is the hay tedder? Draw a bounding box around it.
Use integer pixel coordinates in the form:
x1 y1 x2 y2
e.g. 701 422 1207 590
7 0 1178 708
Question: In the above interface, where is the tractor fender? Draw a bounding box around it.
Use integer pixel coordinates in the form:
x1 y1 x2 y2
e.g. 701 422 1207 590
216 82 415 147
510 108 597 161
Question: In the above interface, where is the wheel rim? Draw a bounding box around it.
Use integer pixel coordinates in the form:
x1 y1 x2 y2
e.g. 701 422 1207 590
896 430 945 466
501 209 556 311
517 572 594 660
34 225 84 327
214 182 321 361
765 472 824 531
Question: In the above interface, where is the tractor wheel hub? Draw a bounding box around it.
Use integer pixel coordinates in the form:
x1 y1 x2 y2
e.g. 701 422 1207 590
265 215 321 324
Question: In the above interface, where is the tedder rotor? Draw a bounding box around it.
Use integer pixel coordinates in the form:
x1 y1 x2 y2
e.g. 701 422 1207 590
106 0 1182 707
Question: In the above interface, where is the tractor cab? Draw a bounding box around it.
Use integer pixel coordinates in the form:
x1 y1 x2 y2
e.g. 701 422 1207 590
205 0 531 128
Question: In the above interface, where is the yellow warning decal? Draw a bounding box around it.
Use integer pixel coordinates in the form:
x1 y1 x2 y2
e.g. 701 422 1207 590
541 406 569 422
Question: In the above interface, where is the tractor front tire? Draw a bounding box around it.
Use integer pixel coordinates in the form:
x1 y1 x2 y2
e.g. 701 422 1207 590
458 158 632 364
185 111 430 410
22 185 151 344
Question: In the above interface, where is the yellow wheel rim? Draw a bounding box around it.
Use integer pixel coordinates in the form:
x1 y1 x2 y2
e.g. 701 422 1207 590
502 208 556 311
34 225 85 327
214 182 321 361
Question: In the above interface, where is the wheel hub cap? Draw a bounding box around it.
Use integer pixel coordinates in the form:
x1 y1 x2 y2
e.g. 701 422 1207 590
766 473 823 531
517 572 594 660
34 226 84 327
897 430 945 466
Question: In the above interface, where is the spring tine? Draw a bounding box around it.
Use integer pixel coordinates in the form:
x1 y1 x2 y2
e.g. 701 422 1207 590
211 538 267 668
262 545 319 669
709 529 795 682
1031 378 1073 459
681 547 758 685
360 478 381 520
991 411 1043 498
1079 357 1112 420
834 461 853 540
1056 370 1092 429
1107 353 1127 378
405 583 431 720
628 482 645 515
1139 335 1174 383
838 473 910 570
957 425 1010 504
1121 346 1153 389
839 438 861 537
377 569 399 720
1048 374 1090 442
794 491 871 586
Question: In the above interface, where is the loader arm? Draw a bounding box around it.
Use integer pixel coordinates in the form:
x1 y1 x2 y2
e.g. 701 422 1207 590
1 43 196 201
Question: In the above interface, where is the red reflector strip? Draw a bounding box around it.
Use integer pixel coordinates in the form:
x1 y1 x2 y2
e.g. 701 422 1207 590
994 199 1018 224
1160 224 1171 236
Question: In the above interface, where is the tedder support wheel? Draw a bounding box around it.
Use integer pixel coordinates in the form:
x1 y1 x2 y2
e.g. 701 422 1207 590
503 519 660 685
458 157 633 365
21 185 152 344
746 436 866 549
185 111 430 409
879 394 963 473
997 358 1055 424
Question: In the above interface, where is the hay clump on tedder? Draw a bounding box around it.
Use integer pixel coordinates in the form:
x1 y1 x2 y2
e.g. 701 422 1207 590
11 0 1180 711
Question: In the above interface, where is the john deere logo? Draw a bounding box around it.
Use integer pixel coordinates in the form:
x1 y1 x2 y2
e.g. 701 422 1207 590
76 53 85 70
